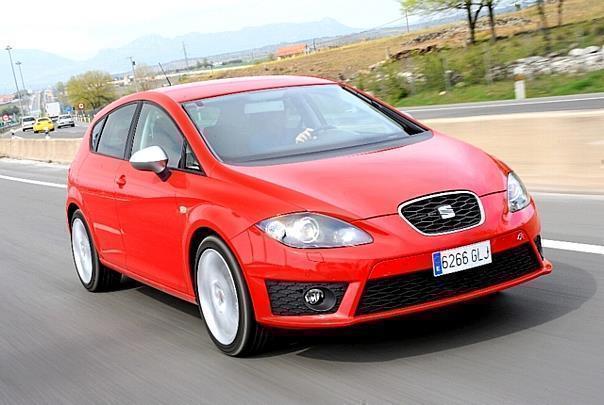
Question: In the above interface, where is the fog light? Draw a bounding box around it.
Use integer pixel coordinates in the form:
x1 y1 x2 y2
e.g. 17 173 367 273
304 288 324 306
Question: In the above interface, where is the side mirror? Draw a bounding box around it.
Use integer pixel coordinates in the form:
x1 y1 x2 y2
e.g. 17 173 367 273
130 146 168 174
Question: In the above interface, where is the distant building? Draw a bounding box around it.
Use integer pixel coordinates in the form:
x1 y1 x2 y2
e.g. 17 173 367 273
0 94 15 105
275 44 308 59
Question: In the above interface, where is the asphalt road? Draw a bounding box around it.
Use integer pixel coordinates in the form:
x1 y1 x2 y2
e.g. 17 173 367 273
3 123 88 139
0 159 602 404
404 93 604 119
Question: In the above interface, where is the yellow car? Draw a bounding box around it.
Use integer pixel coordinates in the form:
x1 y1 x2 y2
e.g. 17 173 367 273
33 117 55 133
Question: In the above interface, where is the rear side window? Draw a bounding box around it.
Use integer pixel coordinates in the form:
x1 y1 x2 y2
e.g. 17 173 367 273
91 117 106 150
96 104 137 158
130 104 184 168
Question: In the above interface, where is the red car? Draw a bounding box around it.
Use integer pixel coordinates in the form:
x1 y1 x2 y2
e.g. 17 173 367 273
66 75 552 356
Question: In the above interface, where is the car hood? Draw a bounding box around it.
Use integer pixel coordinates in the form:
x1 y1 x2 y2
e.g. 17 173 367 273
224 133 508 220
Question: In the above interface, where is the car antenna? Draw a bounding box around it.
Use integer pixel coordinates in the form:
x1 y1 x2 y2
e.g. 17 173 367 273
158 62 172 86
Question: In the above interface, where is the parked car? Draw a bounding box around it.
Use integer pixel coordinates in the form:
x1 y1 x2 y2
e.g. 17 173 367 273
21 116 36 131
66 76 552 356
33 117 54 133
57 114 75 128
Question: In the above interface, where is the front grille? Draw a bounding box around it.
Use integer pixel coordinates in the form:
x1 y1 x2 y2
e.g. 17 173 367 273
266 281 348 316
399 191 483 235
356 243 541 315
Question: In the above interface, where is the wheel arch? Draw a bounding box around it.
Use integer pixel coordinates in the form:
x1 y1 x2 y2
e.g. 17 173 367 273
66 202 80 230
185 222 253 298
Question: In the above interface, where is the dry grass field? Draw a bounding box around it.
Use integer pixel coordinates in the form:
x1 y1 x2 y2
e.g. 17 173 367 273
182 0 604 84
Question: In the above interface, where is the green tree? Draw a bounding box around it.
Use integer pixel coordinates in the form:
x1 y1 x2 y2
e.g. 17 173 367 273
55 81 69 106
0 105 19 116
402 0 486 44
66 70 116 111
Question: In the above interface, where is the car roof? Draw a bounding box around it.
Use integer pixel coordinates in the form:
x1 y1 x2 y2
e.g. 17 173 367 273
149 75 335 103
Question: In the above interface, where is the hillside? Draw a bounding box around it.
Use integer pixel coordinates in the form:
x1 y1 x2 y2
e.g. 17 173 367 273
182 0 604 103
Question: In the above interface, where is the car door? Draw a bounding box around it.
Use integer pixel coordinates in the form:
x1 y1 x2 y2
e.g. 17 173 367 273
114 102 188 291
77 103 138 270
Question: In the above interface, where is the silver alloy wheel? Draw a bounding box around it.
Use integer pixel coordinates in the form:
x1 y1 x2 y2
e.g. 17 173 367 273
72 218 93 284
197 249 240 345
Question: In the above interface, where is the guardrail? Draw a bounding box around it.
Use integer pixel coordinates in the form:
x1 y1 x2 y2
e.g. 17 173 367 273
0 138 81 164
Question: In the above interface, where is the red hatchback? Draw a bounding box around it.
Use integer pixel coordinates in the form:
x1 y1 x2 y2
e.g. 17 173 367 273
66 76 552 356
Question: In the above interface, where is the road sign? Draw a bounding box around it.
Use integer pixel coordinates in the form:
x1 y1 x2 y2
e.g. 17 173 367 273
2 114 9 122
65 106 73 113
78 103 84 110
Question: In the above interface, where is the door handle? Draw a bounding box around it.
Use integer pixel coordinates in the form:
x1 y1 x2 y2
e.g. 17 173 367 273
116 175 127 187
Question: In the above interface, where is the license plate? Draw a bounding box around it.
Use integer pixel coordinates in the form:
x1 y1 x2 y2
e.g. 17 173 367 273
432 240 492 277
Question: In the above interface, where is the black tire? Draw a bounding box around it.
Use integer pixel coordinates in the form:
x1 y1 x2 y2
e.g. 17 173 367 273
71 123 75 127
194 235 270 356
70 210 121 292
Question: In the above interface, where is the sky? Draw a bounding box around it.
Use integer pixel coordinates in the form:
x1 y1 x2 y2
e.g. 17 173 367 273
2 0 404 60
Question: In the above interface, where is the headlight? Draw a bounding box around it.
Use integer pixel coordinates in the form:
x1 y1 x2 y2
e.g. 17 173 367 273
507 172 530 212
257 213 373 248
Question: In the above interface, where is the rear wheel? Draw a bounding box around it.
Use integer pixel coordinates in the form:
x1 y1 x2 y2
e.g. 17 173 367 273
70 210 121 292
194 236 269 356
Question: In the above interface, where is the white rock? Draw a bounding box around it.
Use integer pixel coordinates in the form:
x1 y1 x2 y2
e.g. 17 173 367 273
583 46 600 54
569 48 586 57
512 66 526 76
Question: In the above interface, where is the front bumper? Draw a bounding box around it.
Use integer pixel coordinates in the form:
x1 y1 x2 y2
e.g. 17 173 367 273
233 192 552 329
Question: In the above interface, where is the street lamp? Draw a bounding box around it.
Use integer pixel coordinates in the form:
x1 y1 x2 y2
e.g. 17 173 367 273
15 61 28 114
5 45 24 117
128 56 137 90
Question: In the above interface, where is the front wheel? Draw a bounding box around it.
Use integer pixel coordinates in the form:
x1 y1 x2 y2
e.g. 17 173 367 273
194 236 269 356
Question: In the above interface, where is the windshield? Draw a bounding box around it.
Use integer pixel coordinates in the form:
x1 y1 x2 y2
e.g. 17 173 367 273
183 84 425 165
22 117 35 123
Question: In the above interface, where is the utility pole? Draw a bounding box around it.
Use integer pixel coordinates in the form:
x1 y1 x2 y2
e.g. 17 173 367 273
5 45 24 117
405 9 410 33
128 56 137 90
182 41 189 69
15 61 27 113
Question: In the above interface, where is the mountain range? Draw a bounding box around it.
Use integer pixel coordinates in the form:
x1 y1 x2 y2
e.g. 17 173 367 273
1 18 358 93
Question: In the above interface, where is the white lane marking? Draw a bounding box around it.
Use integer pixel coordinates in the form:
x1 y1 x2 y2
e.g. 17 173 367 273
532 191 604 201
403 96 604 112
543 239 604 255
0 174 66 189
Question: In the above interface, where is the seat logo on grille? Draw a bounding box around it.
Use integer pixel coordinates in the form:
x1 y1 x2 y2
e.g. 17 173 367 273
437 205 456 219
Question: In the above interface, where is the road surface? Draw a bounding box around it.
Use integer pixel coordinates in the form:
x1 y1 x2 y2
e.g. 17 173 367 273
404 93 604 119
0 159 602 404
3 123 87 139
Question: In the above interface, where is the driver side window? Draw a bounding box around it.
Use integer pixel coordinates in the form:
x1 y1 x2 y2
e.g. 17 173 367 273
131 104 184 168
